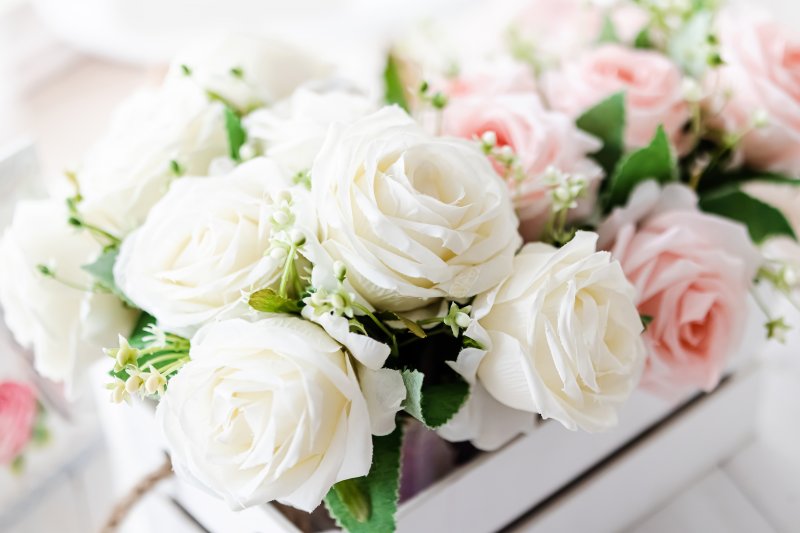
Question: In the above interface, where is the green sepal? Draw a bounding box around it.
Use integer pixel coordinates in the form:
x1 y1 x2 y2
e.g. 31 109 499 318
248 288 302 314
325 425 404 533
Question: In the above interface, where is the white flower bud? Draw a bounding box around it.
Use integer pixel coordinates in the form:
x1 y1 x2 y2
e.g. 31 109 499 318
269 246 288 261
481 130 497 147
239 143 256 161
290 228 306 247
125 373 144 394
272 210 290 227
334 261 347 282
455 312 471 328
681 78 703 103
753 109 770 129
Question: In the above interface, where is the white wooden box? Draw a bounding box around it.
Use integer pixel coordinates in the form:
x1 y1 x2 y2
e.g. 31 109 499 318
158 362 762 533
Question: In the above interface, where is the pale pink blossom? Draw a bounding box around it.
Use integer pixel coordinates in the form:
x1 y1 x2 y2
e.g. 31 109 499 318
442 90 602 241
706 7 800 177
543 44 690 150
598 182 761 395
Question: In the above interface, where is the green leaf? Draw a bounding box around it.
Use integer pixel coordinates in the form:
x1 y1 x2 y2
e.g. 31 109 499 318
598 15 619 44
383 54 410 113
576 92 626 174
224 106 247 161
699 189 797 244
401 369 469 429
128 312 156 350
332 479 370 523
325 426 404 533
607 126 677 209
82 248 119 292
634 28 653 49
248 288 301 314
698 169 800 193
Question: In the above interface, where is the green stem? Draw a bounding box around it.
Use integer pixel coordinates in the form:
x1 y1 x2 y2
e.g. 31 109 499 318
354 303 399 356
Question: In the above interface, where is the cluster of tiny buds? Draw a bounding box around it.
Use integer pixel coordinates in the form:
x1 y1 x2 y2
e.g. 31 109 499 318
266 190 306 261
479 131 526 182
543 166 588 213
108 366 167 404
304 261 358 318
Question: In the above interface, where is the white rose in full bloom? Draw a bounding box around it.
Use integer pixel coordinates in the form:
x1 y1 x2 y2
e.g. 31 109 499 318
157 317 373 511
168 34 334 113
0 200 136 389
245 87 374 179
311 106 521 312
76 78 229 236
115 158 306 336
472 231 646 432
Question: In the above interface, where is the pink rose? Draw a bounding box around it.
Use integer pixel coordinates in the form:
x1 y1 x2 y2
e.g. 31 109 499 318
706 8 800 177
442 61 536 99
442 90 602 241
543 44 690 150
598 182 760 395
0 381 37 464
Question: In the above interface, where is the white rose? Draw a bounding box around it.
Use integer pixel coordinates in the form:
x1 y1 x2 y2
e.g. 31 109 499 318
115 158 306 336
245 87 374 179
311 107 521 312
437 326 536 451
157 317 373 511
0 200 136 389
168 34 334 112
77 78 229 236
472 231 646 432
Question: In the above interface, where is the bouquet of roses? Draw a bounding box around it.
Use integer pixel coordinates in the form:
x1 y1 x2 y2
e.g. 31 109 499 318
0 0 798 530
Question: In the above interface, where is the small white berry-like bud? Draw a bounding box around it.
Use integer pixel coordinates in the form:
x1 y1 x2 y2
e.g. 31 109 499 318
782 265 798 288
125 374 144 394
481 130 497 146
498 145 514 159
753 109 770 129
111 382 127 404
277 190 293 204
239 143 255 161
272 210 290 226
270 246 288 261
681 78 703 103
330 293 346 311
144 371 167 396
455 312 471 328
290 228 306 247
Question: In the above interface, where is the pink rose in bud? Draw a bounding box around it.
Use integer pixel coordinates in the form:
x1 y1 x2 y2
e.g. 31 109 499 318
706 8 800 177
0 381 37 464
442 90 603 241
513 0 648 64
543 44 690 150
598 182 760 396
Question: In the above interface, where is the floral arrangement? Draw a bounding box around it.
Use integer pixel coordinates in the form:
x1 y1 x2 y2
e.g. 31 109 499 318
0 1 798 530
